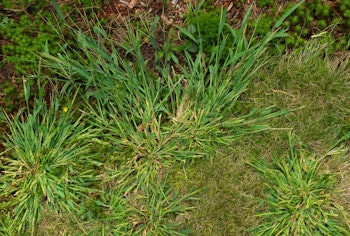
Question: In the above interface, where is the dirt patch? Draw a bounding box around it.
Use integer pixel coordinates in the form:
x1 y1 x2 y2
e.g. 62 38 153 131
0 62 15 84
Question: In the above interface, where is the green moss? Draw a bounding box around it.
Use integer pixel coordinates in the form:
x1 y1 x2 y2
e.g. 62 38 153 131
318 20 327 29
253 0 350 53
255 15 274 36
1 0 106 74
257 0 274 8
1 13 59 73
185 8 234 57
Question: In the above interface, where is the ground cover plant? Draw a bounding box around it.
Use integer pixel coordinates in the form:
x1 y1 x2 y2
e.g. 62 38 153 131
0 0 105 73
1 0 350 235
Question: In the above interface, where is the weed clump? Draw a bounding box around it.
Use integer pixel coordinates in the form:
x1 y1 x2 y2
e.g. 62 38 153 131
0 97 101 234
251 135 348 235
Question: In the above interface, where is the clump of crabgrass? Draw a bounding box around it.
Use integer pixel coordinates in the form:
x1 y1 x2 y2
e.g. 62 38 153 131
250 134 349 235
0 88 101 235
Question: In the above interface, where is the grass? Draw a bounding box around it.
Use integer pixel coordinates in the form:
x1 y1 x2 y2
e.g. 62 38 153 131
249 40 350 152
1 1 350 235
0 91 101 235
169 39 350 235
250 134 348 235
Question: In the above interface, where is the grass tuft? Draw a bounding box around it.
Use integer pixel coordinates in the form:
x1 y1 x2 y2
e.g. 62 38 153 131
250 133 349 235
0 95 100 235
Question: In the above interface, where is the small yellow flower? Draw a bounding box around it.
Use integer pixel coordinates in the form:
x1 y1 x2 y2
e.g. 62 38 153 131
63 107 68 113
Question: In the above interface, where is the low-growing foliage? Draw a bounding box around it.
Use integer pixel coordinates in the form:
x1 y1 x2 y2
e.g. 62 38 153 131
183 7 233 56
0 0 105 74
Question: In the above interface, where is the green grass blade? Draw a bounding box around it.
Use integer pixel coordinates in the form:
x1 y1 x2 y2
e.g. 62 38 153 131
274 0 305 28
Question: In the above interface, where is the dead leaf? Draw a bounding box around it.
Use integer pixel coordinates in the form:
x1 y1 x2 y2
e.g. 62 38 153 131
137 123 145 132
128 0 137 9
228 2 233 12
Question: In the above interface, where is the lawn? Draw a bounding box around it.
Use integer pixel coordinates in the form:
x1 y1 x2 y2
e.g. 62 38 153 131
1 0 350 235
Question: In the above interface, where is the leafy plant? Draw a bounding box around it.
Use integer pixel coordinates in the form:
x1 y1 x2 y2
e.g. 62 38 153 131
247 0 350 53
1 9 61 73
250 134 348 235
257 0 274 8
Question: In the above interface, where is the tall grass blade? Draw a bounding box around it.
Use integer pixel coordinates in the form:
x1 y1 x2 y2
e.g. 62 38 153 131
51 0 65 23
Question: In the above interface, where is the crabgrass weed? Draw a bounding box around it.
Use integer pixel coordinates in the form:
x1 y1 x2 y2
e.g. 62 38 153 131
250 134 348 235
